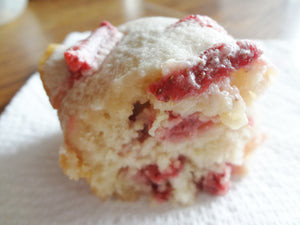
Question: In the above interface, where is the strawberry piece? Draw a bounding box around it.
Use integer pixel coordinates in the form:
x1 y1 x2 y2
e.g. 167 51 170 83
142 164 161 183
170 15 227 34
128 101 156 143
64 21 123 78
140 156 185 201
148 40 262 102
155 112 213 142
151 182 172 202
197 165 231 195
142 156 185 184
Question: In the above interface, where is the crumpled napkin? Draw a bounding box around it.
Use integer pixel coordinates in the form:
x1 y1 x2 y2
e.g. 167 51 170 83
0 34 299 225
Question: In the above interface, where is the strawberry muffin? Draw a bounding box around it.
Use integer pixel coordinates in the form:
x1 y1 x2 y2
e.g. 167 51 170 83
39 15 275 205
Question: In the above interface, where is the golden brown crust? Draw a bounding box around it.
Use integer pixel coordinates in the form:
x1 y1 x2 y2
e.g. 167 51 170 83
38 44 61 109
59 144 92 180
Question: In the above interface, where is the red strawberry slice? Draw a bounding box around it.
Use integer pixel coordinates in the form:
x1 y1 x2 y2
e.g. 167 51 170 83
142 156 185 184
170 15 227 34
151 182 172 202
141 156 185 201
197 165 231 195
148 40 262 102
64 21 123 78
155 112 213 142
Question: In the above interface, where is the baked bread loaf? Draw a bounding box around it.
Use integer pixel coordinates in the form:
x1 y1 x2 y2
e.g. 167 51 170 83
39 15 275 205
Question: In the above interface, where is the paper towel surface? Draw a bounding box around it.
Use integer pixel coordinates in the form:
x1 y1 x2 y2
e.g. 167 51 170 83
0 36 299 225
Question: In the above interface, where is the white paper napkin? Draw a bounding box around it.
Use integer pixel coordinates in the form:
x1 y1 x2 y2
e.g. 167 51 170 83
0 36 299 225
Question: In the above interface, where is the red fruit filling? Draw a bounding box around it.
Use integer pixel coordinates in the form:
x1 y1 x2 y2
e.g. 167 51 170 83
129 101 155 143
140 156 185 201
196 165 231 195
64 21 123 82
151 182 172 202
148 40 262 102
171 14 227 34
155 112 213 142
142 156 185 183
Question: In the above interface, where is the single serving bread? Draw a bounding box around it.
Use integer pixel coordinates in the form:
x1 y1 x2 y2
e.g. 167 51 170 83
39 15 275 205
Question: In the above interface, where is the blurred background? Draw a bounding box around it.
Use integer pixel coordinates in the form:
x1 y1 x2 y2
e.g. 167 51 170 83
0 0 299 113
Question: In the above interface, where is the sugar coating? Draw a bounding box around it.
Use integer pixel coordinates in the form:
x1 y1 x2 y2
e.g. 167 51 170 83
39 16 275 205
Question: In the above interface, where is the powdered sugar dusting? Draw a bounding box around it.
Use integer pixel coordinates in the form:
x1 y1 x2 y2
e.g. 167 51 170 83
171 15 228 34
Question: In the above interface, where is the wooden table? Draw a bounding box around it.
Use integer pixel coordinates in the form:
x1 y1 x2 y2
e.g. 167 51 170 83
0 0 299 113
